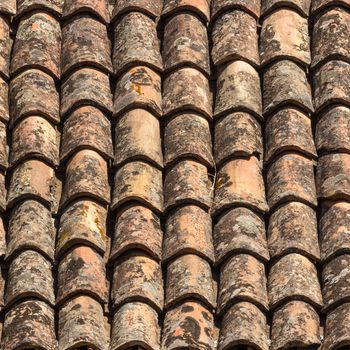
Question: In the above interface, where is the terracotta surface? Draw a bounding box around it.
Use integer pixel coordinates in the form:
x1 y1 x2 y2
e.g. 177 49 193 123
63 0 109 23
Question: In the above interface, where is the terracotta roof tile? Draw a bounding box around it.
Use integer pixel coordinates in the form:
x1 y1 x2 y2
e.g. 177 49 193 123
0 1 16 17
58 295 108 350
0 171 6 212
113 66 162 118
57 245 108 305
163 67 212 119
110 302 160 350
16 0 63 19
271 301 321 350
268 253 323 309
115 109 163 168
163 12 210 76
211 0 261 21
162 0 210 22
112 161 163 214
163 205 214 264
111 252 164 312
265 108 316 164
214 60 262 120
268 202 320 260
62 0 110 23
162 301 215 350
219 303 269 350
266 153 317 209
0 217 5 258
0 121 8 170
7 200 55 261
1 300 57 350
0 76 8 124
213 156 268 216
262 0 311 17
0 16 10 80
218 254 268 314
112 0 163 22
311 0 350 16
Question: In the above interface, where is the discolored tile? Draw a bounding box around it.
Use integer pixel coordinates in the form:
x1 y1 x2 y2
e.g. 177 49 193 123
61 67 113 118
212 10 259 67
113 12 162 75
211 0 261 21
112 161 163 214
58 295 108 350
7 200 55 261
112 0 163 21
162 0 210 22
0 1 16 17
61 106 113 163
16 0 63 18
113 66 162 118
262 0 311 16
11 12 61 80
63 0 109 23
1 301 57 350
0 16 10 79
61 15 112 77
57 199 107 258
164 160 212 212
115 109 162 168
263 60 313 116
112 252 164 312
214 112 263 165
110 204 162 262
267 153 317 209
260 9 310 67
164 205 214 264
311 0 350 16
11 116 59 167
218 254 268 315
215 60 262 120
0 217 5 258
214 207 269 266
268 253 323 310
163 12 210 75
165 113 213 168
163 67 212 119
5 250 54 306
166 254 216 310
0 76 8 124
316 153 350 201
0 171 5 211
213 156 268 216
10 69 59 126
110 302 160 350
0 120 7 170
162 301 215 350
271 301 320 350
265 108 316 164
218 302 269 350
57 245 108 305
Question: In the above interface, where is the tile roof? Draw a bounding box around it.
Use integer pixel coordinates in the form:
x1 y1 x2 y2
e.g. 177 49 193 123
1 0 350 349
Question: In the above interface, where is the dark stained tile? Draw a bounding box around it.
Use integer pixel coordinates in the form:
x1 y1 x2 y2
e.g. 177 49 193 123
164 205 214 264
0 76 8 124
113 66 162 118
110 302 160 350
163 12 210 75
162 0 210 22
5 250 54 306
115 108 163 168
58 295 108 350
162 301 215 350
311 0 350 16
0 1 16 17
262 0 311 17
211 0 261 21
57 245 108 305
0 120 8 170
164 160 212 212
265 108 316 164
271 301 320 350
11 116 59 167
165 113 213 168
112 0 163 21
266 153 317 210
215 60 262 120
16 0 63 18
0 16 10 80
1 300 57 350
63 0 110 23
110 204 162 262
214 207 269 266
7 200 55 261
268 202 320 260
218 302 269 350
263 60 313 116
113 12 162 76
57 199 107 258
268 253 323 310
163 67 212 119
218 254 268 315
165 254 216 310
61 67 113 118
212 10 259 68
112 252 164 312
213 156 268 216
61 14 112 77
11 12 61 80
112 161 163 214
61 106 113 163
